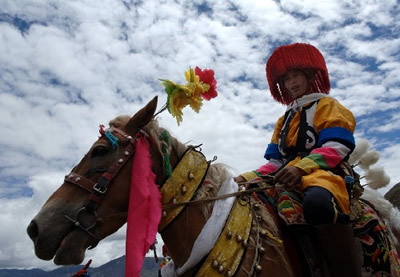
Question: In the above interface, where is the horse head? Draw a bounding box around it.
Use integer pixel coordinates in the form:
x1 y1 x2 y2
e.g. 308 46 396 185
26 97 173 265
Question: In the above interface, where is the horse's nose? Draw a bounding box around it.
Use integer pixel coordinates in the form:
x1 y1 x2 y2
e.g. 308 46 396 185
27 220 39 241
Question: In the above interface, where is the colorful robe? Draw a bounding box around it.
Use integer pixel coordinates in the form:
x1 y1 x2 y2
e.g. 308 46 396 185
242 93 356 214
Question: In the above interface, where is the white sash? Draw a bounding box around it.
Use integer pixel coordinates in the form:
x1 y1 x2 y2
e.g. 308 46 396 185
161 174 238 276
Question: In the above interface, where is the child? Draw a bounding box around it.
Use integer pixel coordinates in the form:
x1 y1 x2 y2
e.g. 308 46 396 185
236 43 361 276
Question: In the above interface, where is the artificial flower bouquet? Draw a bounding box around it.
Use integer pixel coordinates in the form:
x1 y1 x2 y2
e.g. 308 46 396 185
160 66 218 125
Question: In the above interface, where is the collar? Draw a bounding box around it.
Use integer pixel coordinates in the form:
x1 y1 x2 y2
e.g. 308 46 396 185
286 93 327 112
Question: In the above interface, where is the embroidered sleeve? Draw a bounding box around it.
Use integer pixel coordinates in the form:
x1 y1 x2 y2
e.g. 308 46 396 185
257 159 283 175
294 97 356 173
240 171 259 181
241 159 282 181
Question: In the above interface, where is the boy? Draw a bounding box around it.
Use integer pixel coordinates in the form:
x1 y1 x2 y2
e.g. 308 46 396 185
237 43 360 276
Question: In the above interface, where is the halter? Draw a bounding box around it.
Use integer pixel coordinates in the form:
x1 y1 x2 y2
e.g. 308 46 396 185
63 126 146 238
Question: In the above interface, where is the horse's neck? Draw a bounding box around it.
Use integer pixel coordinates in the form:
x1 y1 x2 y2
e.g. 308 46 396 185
154 137 210 268
160 203 208 267
148 126 221 268
146 123 183 186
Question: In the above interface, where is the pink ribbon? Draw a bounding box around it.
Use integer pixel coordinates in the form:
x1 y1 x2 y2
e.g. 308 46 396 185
125 136 162 276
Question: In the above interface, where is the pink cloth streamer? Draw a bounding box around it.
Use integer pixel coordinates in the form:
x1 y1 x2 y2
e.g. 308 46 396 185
125 136 162 276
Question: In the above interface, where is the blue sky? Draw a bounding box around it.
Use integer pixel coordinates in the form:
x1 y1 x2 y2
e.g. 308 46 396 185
0 0 399 270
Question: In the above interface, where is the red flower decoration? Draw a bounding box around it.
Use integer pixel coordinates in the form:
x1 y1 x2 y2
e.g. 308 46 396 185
195 66 218 101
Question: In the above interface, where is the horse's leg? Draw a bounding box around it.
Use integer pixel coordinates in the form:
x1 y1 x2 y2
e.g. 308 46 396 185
160 204 208 268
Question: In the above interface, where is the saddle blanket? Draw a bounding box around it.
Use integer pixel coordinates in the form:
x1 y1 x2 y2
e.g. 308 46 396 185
259 188 400 276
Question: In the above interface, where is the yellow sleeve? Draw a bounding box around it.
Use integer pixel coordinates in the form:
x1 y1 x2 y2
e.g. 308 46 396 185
270 114 285 144
240 171 259 181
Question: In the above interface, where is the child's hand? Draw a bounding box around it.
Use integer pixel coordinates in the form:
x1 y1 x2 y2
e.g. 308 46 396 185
273 166 306 188
234 175 246 184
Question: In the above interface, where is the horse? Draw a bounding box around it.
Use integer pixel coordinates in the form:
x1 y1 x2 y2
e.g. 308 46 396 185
27 97 400 276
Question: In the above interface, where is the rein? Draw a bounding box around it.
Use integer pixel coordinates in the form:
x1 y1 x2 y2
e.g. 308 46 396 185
100 178 276 223
162 179 274 209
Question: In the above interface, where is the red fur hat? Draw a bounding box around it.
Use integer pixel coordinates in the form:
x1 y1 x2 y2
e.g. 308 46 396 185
266 43 330 105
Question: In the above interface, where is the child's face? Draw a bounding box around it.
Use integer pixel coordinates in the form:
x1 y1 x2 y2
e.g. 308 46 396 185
282 69 311 99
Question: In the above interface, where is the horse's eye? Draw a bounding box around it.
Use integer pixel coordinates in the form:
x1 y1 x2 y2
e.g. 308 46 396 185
91 146 108 157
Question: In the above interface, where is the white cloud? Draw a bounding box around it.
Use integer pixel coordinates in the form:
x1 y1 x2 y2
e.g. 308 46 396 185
0 0 399 271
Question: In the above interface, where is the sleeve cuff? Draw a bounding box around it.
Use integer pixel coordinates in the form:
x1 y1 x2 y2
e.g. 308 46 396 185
240 171 259 181
294 157 319 174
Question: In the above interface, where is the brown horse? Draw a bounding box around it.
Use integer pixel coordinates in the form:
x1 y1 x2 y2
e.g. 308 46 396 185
27 97 400 276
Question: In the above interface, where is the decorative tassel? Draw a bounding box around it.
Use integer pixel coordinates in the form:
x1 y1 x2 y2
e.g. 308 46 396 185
365 167 391 189
105 130 119 149
348 138 370 165
358 150 380 170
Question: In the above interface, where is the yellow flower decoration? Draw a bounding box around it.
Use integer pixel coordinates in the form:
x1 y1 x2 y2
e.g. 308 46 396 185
160 67 218 125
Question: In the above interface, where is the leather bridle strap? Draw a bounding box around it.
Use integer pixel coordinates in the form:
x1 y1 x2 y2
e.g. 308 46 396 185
85 138 137 213
63 128 149 237
65 173 96 193
64 132 138 207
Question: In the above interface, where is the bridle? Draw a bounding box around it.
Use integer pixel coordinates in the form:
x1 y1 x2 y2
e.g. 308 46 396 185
63 126 146 239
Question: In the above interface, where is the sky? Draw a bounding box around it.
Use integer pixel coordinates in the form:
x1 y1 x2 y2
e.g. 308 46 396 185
0 0 399 271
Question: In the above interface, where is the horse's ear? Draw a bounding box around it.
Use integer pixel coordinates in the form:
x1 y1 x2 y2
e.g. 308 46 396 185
126 96 158 134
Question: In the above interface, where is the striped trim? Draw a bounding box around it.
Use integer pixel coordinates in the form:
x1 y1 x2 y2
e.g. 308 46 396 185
318 127 355 150
294 157 319 173
311 147 343 169
240 171 259 181
256 162 279 175
305 154 329 170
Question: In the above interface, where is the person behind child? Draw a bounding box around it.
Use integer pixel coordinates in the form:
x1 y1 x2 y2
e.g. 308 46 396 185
235 43 361 277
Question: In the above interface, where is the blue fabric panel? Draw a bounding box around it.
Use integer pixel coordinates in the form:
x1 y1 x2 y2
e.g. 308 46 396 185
264 143 281 160
318 127 355 150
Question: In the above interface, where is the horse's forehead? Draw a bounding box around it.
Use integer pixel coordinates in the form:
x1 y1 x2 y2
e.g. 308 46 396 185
91 137 109 148
109 115 131 128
